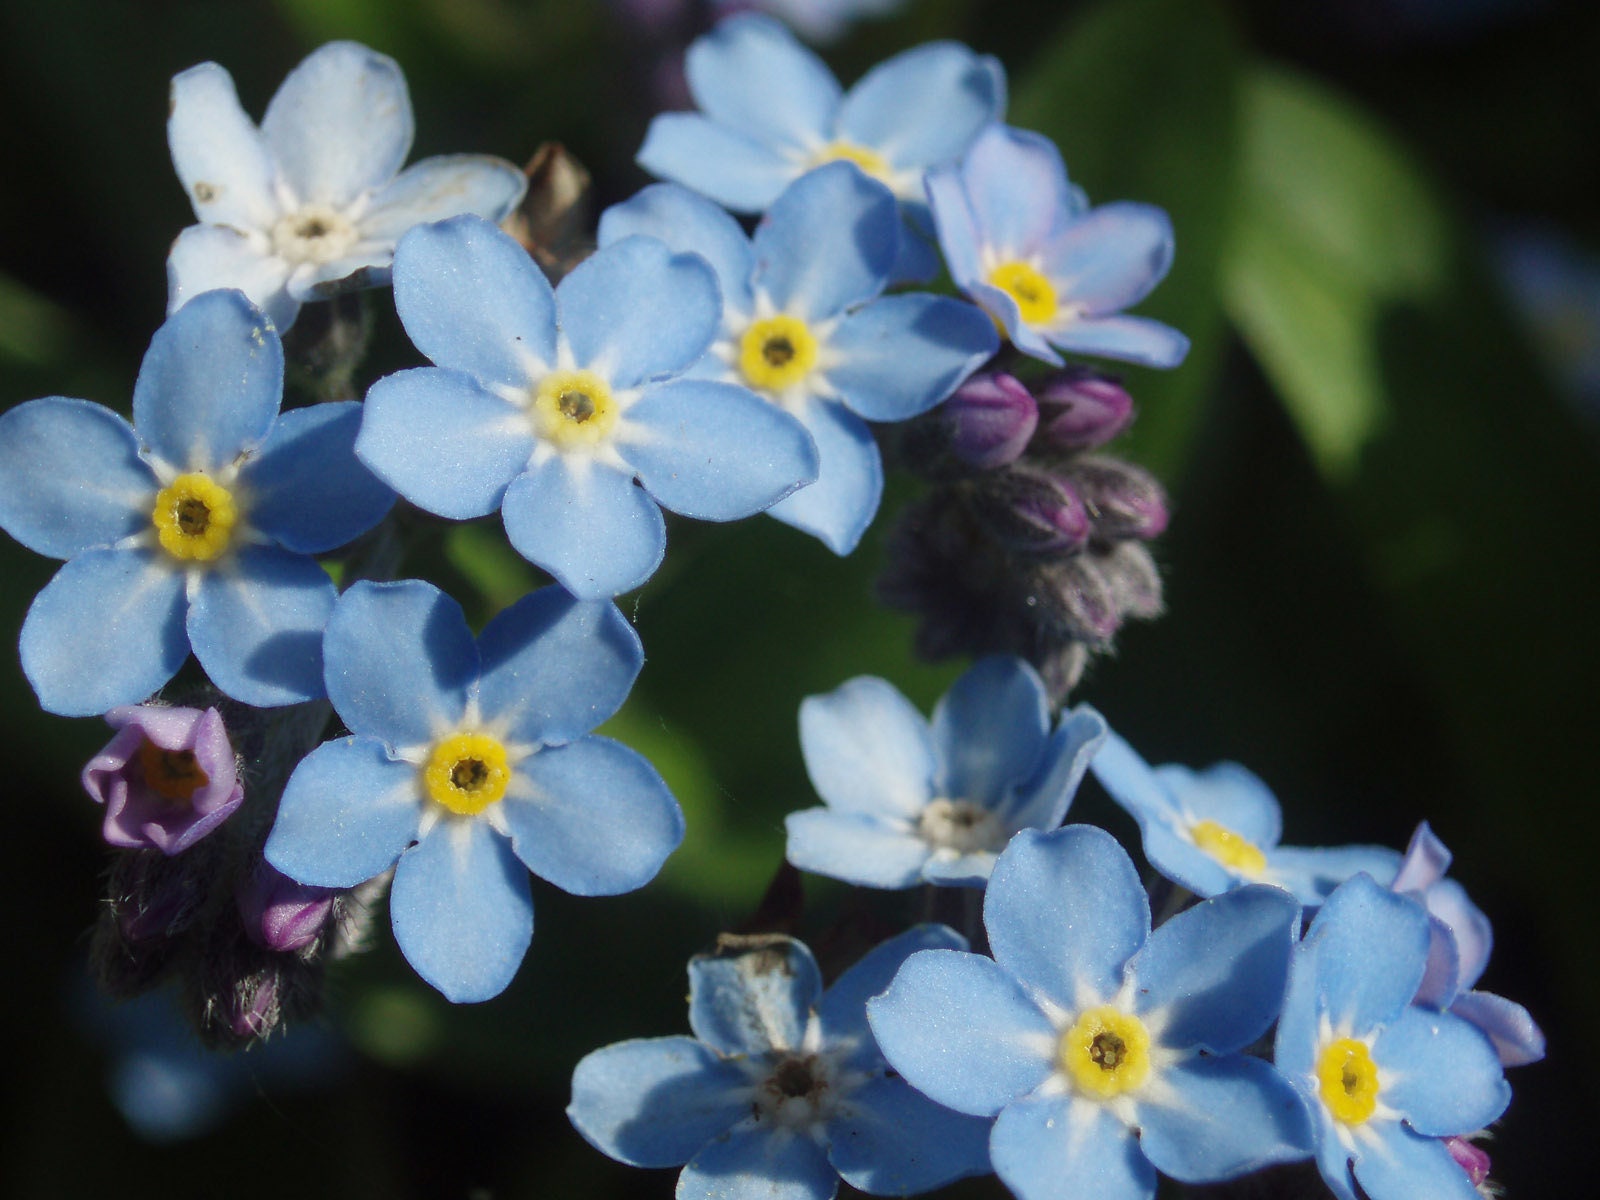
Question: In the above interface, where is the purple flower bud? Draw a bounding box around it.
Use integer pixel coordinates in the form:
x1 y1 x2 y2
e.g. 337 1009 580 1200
1035 369 1134 450
1065 456 1169 540
1445 1136 1492 1187
82 706 244 855
944 372 1038 469
227 972 281 1041
969 467 1090 553
238 861 336 954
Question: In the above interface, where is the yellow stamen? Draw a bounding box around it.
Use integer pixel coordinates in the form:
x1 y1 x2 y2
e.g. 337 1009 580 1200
151 472 237 562
808 140 891 183
532 369 619 450
422 732 511 816
987 261 1059 326
137 739 209 803
1190 820 1268 876
1057 1006 1152 1099
1317 1038 1380 1125
738 315 818 392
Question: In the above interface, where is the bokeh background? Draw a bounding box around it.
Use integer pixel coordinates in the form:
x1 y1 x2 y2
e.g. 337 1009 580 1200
1 0 1596 1196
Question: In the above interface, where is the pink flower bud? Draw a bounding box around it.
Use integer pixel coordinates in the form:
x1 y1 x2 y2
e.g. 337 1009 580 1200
1036 369 1134 450
944 372 1038 469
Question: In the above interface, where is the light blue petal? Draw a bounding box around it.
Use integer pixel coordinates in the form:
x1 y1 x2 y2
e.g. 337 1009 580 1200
390 818 532 1003
166 62 278 231
751 163 897 319
925 164 984 288
798 675 935 819
291 244 392 301
1048 314 1190 369
984 826 1148 1011
1313 1117 1362 1200
889 216 942 284
827 1075 992 1194
824 294 998 421
1450 990 1546 1066
1423 878 1491 993
1415 911 1464 1009
264 735 423 888
501 736 682 896
260 41 412 208
500 457 666 599
784 809 928 889
1373 1007 1509 1134
678 1120 837 1200
1091 730 1184 824
1274 920 1324 1081
1393 821 1452 891
322 579 478 747
1130 885 1299 1054
1157 761 1283 848
597 183 755 312
919 852 1000 887
816 925 966 1070
931 655 1050 807
990 1096 1155 1200
567 1036 752 1168
0 398 151 558
1264 843 1402 907
188 545 336 706
1135 1056 1313 1183
1142 819 1239 897
689 937 821 1055
1308 874 1432 1036
959 126 1073 259
556 236 720 388
239 402 394 553
19 548 187 717
165 225 297 332
763 398 879 554
1000 706 1108 831
391 215 557 393
636 114 799 213
866 949 1054 1117
684 13 840 149
623 378 818 520
1351 1122 1483 1200
360 154 527 240
835 43 1006 172
476 588 642 746
988 280 1067 365
133 290 283 471
1041 203 1175 314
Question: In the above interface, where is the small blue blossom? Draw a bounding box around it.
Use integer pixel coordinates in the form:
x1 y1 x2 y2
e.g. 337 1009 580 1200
868 826 1313 1200
1275 873 1512 1200
927 124 1190 368
0 289 394 716
1091 730 1403 905
600 167 998 553
638 13 1005 278
264 578 682 1002
784 656 1105 887
568 926 992 1200
355 215 819 599
167 41 526 331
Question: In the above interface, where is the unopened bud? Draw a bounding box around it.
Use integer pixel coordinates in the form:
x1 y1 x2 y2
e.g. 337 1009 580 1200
1041 554 1121 643
944 372 1038 469
969 467 1090 553
1066 456 1169 540
1035 369 1134 449
237 861 336 954
1445 1136 1492 1187
1099 542 1164 620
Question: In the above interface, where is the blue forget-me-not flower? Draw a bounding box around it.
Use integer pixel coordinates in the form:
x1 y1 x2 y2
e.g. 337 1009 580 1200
785 656 1105 887
568 926 992 1200
869 825 1314 1200
264 578 683 1002
599 166 998 553
167 41 526 331
0 289 394 716
356 215 819 599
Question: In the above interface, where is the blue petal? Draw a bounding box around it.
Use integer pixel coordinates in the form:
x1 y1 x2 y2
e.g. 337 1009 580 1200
1307 874 1432 1036
889 216 942 284
984 826 1149 1012
1135 1056 1313 1183
597 183 755 314
391 215 557 393
1142 819 1239 897
678 1120 837 1200
1372 1007 1509 1135
1158 761 1283 848
557 236 720 388
1450 990 1546 1066
816 925 966 1071
1042 203 1175 314
823 294 998 421
990 1096 1156 1200
784 809 929 888
0 398 151 558
239 402 394 553
931 655 1050 808
390 818 532 1003
958 126 1074 259
500 457 666 599
636 114 799 213
1313 1117 1362 1200
167 61 278 231
1273 921 1324 1082
264 736 422 888
827 1075 992 1195
623 378 818 520
799 675 935 819
1000 706 1108 831
165 225 297 332
764 398 879 554
1265 843 1402 907
1092 730 1184 824
568 1036 752 1168
358 367 534 520
322 579 478 748
866 949 1054 1117
751 163 897 319
501 736 682 896
925 164 984 289
20 548 187 717
684 13 840 149
689 937 821 1055
188 545 336 706
360 154 527 240
1415 911 1464 1009
1130 885 1299 1054
1393 821 1453 891
1423 878 1492 992
476 588 642 746
835 43 1006 174
1049 314 1190 369
1350 1122 1483 1200
133 290 283 471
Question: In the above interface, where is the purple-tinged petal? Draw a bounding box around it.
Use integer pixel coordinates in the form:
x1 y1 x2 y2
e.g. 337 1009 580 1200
165 225 297 332
598 182 755 313
240 402 393 553
958 126 1074 258
684 13 840 150
1373 1007 1510 1135
1392 821 1452 892
835 43 1005 173
991 1095 1156 1200
1415 911 1464 1009
1351 1121 1484 1200
1047 314 1189 370
816 925 966 1070
930 655 1050 807
1450 990 1545 1066
825 293 999 422
752 163 896 319
678 1119 837 1200
1157 761 1283 849
167 62 278 232
689 936 821 1055
1421 878 1492 993
798 675 935 819
764 397 879 554
359 154 527 241
636 114 799 213
999 706 1107 831
784 808 928 888
827 1075 992 1195
1040 203 1174 315
1135 1056 1313 1183
0 398 151 559
1309 874 1433 1036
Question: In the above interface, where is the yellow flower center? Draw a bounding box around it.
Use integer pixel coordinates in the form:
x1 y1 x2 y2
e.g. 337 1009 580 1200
532 369 619 450
1317 1038 1380 1125
137 739 209 804
738 315 818 392
1190 820 1268 876
987 261 1059 326
1057 1006 1152 1099
151 472 237 562
808 140 892 184
422 732 511 816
